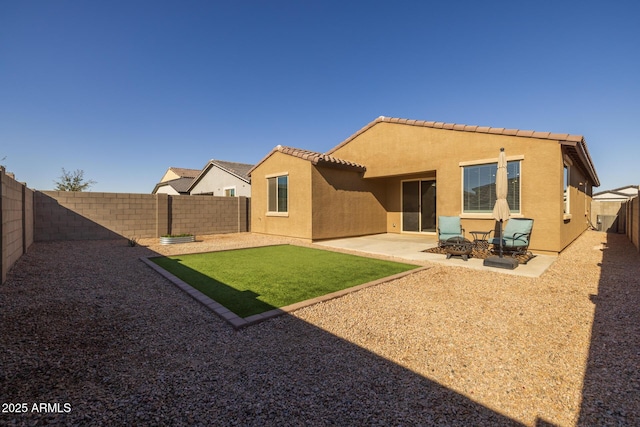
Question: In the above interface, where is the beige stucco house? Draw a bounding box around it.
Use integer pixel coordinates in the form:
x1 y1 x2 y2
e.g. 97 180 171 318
188 160 253 197
152 167 201 195
152 161 253 197
248 116 600 255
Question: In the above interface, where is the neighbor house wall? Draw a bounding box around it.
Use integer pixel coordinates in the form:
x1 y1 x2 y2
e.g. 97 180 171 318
35 191 250 241
250 152 313 240
189 166 251 197
154 185 180 195
330 121 581 254
1 168 34 284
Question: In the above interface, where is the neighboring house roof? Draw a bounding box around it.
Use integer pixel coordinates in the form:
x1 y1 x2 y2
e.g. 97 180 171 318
593 185 639 200
187 159 254 193
215 160 254 181
248 145 366 176
152 177 194 194
159 167 201 183
327 116 600 187
168 167 200 178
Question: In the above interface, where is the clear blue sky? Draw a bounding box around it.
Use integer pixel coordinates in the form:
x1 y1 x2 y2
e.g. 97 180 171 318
1 0 638 193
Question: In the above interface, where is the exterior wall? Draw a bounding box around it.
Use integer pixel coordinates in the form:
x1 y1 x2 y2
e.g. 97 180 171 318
311 167 386 240
160 170 181 182
250 152 313 240
330 122 588 254
381 172 437 234
190 166 251 197
559 157 592 250
35 191 249 241
1 168 34 284
155 185 180 195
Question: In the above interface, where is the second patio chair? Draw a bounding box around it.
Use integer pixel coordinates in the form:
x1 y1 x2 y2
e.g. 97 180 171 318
491 218 534 256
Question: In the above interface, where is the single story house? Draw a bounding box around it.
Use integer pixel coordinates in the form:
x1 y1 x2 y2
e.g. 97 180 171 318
248 116 600 255
152 167 201 195
152 161 254 197
188 159 253 197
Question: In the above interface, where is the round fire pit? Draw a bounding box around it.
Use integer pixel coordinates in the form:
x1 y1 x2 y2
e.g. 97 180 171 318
444 237 473 261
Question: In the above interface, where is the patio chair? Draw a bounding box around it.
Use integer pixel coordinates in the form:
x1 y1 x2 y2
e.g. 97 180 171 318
438 216 465 247
491 218 534 256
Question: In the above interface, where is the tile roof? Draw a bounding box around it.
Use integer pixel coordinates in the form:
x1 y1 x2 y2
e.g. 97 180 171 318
327 116 599 186
328 116 585 154
168 167 200 179
211 160 254 180
247 145 366 176
593 185 639 197
152 177 193 194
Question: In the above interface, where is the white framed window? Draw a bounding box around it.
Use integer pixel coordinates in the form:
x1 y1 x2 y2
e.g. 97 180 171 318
224 186 236 197
267 174 288 213
462 159 521 214
563 158 572 218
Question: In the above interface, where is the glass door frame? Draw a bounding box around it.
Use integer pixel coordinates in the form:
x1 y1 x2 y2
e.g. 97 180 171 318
401 179 437 234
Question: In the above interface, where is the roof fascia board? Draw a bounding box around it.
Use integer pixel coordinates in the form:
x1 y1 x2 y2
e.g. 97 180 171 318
561 139 600 187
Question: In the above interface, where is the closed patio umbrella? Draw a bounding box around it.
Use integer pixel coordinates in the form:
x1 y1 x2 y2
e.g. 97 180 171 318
493 147 510 258
484 147 518 269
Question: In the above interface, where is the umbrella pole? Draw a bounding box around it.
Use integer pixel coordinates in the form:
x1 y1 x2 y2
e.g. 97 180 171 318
499 219 504 258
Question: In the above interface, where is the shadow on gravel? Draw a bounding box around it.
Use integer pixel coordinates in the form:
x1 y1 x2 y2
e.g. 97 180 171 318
0 239 554 425
148 255 276 318
578 232 640 426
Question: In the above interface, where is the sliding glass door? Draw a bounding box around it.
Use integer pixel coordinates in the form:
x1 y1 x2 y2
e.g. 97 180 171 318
402 180 436 232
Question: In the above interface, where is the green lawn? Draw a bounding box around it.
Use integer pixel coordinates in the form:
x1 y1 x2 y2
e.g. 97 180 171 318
150 245 418 318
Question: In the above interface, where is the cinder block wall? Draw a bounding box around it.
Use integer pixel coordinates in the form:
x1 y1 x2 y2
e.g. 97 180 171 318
171 195 250 235
36 191 157 240
625 197 640 251
591 200 626 233
1 168 34 284
34 191 250 241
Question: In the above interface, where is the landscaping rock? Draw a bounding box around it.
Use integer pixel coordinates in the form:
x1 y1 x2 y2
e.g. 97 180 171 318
0 231 638 426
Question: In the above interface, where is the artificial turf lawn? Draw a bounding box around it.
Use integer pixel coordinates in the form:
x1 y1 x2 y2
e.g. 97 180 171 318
150 245 418 318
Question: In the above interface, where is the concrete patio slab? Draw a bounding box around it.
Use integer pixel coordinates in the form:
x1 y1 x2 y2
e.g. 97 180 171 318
314 233 556 278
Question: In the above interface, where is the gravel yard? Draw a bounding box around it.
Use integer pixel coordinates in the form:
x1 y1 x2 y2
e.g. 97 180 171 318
1 230 638 426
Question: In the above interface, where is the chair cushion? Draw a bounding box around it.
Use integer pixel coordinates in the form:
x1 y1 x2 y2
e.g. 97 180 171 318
504 219 533 239
491 237 528 247
440 232 464 241
438 216 461 234
493 219 532 248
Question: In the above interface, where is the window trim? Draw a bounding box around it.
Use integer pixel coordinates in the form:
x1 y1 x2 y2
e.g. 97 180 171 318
563 156 573 220
266 172 289 216
224 186 236 197
460 156 523 218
